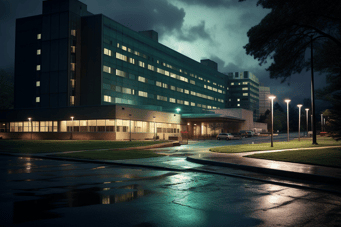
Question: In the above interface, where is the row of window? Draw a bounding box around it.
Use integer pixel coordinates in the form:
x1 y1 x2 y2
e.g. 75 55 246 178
104 44 225 92
8 119 180 134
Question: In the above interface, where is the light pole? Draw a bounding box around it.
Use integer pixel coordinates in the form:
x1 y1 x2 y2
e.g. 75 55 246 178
321 114 324 132
28 118 32 140
297 105 302 141
71 116 74 140
269 96 276 147
129 114 132 141
153 116 156 141
305 108 309 137
284 99 291 142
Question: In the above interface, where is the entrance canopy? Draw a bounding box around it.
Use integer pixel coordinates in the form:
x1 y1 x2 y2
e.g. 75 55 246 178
181 113 245 123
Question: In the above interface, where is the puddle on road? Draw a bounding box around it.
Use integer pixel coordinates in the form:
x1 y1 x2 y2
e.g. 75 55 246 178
13 184 155 224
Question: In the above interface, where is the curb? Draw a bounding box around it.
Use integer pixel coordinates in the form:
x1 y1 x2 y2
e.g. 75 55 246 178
186 156 341 186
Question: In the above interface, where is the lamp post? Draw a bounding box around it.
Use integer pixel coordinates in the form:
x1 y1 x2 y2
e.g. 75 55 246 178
284 99 291 142
269 95 276 147
321 114 324 132
305 108 309 137
71 116 74 140
297 105 302 141
28 118 32 140
153 116 156 141
129 114 132 141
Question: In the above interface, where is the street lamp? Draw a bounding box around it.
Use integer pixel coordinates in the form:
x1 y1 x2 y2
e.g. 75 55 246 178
153 116 156 141
269 95 276 147
28 118 32 140
297 105 303 141
71 116 74 140
284 99 291 142
129 114 132 141
305 108 309 137
176 108 181 113
321 114 324 132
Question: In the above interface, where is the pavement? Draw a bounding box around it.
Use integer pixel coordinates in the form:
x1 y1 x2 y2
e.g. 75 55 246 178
1 140 341 194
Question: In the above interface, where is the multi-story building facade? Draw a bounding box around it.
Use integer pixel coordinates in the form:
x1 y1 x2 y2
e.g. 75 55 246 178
259 85 271 117
0 0 267 140
225 71 260 121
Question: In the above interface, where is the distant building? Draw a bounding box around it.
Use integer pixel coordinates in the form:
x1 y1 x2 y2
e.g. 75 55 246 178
259 85 271 117
225 71 259 121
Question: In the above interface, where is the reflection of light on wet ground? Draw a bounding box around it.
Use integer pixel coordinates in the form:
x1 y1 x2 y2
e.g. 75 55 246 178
91 166 106 170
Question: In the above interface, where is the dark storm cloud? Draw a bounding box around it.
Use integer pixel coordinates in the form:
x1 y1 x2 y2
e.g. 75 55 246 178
177 21 212 41
82 0 185 39
178 0 255 8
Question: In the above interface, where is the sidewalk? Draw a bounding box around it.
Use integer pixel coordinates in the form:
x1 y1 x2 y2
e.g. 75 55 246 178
186 146 341 186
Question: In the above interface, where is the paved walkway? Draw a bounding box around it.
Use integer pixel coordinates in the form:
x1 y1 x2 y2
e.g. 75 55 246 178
1 142 341 193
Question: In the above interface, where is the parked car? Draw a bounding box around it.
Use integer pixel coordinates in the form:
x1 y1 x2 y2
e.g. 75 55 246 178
231 133 243 139
216 133 234 140
239 130 254 138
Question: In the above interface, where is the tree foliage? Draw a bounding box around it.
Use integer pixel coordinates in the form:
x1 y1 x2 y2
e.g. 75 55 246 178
0 69 14 110
240 0 341 82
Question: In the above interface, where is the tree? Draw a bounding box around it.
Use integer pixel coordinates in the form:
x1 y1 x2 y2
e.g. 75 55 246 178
321 94 341 140
0 69 14 110
239 0 341 81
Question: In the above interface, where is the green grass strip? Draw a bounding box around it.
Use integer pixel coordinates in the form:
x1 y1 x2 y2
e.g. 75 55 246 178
246 148 341 168
53 149 164 160
0 140 167 153
209 136 341 153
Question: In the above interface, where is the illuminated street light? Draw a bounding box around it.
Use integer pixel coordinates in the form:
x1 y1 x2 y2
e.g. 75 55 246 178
129 114 132 142
269 95 276 147
153 116 156 141
71 116 74 140
297 105 303 141
28 118 32 140
305 108 309 137
284 99 291 142
176 108 181 113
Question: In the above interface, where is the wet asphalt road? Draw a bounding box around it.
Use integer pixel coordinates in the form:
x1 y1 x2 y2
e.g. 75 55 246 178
1 155 341 227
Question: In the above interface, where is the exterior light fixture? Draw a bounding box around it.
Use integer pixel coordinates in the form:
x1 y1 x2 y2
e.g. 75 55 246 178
305 108 309 137
284 99 291 142
297 104 303 141
269 95 276 147
176 108 181 113
28 118 32 140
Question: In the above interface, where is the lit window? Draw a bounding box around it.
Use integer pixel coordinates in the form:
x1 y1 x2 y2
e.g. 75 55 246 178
36 97 40 102
71 79 75 88
148 64 154 71
184 89 189 94
138 76 146 83
243 82 248 85
191 102 195 106
36 65 41 71
70 63 75 71
237 104 240 107
37 34 41 39
242 87 248 90
139 61 145 68
127 48 132 52
157 95 167 101
117 43 120 48
156 81 162 87
103 66 111 73
71 30 76 36
129 58 135 64
169 98 176 103
163 83 168 89
104 95 112 102
184 101 189 105
37 49 41 55
190 80 195 85
138 91 148 97
70 96 75 106
170 86 175 91
243 93 248 96
71 46 76 53
164 71 169 76
104 48 112 56
122 46 127 51
231 82 234 85
36 81 40 87
116 69 127 77
116 52 127 61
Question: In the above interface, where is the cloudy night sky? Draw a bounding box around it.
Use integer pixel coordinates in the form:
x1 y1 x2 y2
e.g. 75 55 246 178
0 0 329 109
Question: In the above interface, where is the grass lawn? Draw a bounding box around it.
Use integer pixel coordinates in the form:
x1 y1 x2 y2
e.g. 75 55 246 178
209 136 341 153
52 149 164 160
246 148 341 168
0 140 167 153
